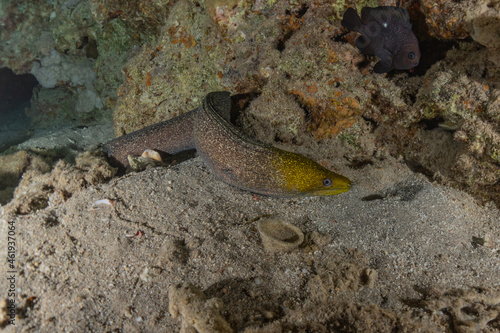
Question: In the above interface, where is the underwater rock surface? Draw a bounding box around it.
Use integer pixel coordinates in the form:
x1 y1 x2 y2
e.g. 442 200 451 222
0 1 499 331
0 0 141 126
1 0 498 204
106 0 500 205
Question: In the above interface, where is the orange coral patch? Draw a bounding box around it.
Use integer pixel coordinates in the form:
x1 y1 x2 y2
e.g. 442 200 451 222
167 25 197 48
289 88 362 139
327 49 339 63
307 85 318 93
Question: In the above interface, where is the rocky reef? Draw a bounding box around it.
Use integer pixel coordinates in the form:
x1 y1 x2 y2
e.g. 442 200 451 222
1 1 499 201
0 0 142 125
2 2 500 331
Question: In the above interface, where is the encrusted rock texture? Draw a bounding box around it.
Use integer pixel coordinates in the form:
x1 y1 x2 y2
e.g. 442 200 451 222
1 0 499 205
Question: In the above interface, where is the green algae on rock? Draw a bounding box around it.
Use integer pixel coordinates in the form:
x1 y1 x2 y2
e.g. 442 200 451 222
111 0 228 137
0 0 144 129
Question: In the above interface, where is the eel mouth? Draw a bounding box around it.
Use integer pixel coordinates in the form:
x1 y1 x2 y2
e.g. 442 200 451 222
309 178 352 196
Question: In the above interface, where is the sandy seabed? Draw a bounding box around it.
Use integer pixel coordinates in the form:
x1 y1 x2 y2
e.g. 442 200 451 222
0 147 499 333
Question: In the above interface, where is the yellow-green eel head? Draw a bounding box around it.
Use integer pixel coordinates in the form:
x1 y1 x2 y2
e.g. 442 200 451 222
195 91 352 197
270 148 351 196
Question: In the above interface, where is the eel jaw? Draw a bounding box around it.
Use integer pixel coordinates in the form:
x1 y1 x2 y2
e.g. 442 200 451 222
309 177 352 196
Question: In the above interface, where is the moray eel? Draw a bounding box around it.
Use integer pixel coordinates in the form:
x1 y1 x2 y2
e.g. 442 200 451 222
103 92 351 196
103 109 197 168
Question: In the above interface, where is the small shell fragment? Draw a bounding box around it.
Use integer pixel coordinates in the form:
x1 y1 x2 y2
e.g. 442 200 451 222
92 198 116 208
128 149 164 171
141 149 163 162
256 218 304 253
126 230 144 239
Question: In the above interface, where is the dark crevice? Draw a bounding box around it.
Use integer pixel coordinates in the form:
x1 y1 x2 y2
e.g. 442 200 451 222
277 4 309 53
406 5 460 77
417 117 444 130
77 35 99 59
229 92 259 126
355 57 374 72
410 38 459 77
295 3 309 18
406 91 418 105
0 67 39 152
291 95 312 120
348 159 374 169
331 31 349 42
277 32 292 52
77 35 89 49
405 159 435 180
85 37 99 59
361 116 379 132
274 135 285 143
284 3 309 18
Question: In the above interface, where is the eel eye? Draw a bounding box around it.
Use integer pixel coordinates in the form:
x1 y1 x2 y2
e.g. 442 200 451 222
408 52 415 59
322 178 332 187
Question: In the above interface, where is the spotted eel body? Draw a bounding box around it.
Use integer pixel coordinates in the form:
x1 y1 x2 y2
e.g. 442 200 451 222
103 92 351 196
